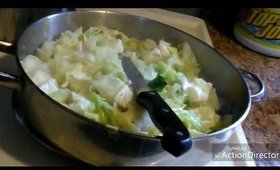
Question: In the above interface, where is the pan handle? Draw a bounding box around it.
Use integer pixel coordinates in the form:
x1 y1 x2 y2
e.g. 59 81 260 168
0 40 17 55
238 69 265 103
0 40 21 90
0 72 21 90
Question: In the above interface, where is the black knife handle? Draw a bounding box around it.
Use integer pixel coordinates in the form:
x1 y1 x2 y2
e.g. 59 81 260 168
136 91 193 157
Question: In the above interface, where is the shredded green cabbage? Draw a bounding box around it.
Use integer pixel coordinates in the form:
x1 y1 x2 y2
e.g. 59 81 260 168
21 26 221 137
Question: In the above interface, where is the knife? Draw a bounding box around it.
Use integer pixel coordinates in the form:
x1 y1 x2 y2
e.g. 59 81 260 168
120 54 193 157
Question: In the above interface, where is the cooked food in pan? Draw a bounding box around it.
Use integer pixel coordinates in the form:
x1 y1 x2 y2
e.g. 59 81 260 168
21 26 221 137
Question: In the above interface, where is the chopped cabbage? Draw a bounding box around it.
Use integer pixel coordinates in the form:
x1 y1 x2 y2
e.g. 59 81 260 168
21 26 222 137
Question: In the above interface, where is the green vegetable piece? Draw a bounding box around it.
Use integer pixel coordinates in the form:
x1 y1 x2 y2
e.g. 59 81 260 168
148 74 167 92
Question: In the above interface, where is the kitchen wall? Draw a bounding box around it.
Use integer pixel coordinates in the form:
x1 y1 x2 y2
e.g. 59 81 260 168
164 8 241 39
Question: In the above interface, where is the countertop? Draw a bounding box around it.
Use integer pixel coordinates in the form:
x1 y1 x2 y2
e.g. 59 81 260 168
206 23 280 165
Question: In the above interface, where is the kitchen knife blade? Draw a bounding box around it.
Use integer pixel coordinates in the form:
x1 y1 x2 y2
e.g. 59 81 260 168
120 54 193 157
121 56 151 94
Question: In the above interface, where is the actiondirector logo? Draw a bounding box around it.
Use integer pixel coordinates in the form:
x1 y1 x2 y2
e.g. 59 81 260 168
212 144 280 161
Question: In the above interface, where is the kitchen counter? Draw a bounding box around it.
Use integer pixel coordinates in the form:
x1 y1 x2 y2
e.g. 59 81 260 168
206 23 280 164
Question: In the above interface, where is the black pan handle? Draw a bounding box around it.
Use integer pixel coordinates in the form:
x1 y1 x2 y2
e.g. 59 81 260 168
0 40 22 90
0 40 17 55
136 91 193 157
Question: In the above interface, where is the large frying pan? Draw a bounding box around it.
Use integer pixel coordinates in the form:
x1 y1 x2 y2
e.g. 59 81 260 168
0 10 265 166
